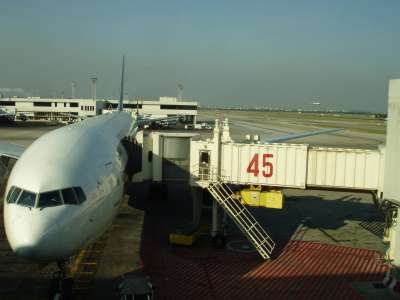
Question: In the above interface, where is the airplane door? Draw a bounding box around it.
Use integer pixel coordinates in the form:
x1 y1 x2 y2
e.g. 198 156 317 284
199 150 210 180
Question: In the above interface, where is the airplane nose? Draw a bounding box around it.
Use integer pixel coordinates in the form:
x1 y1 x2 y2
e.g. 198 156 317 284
13 226 60 260
14 245 40 259
5 215 61 261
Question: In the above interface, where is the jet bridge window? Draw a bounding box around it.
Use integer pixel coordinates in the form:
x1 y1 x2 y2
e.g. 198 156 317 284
6 186 22 204
17 190 37 207
38 191 62 208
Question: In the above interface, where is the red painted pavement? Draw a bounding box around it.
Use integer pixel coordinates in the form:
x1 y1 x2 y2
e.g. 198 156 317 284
141 222 387 300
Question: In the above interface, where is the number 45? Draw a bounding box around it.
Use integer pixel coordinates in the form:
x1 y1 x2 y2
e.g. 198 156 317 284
246 153 273 177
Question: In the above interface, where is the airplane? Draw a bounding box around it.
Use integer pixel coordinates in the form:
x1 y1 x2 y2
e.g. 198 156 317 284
0 107 28 122
0 57 172 291
0 107 16 121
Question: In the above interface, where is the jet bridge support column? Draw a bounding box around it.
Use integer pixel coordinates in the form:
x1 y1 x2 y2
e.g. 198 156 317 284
210 120 222 239
383 79 400 266
191 187 202 226
211 200 219 237
387 207 400 263
381 79 400 290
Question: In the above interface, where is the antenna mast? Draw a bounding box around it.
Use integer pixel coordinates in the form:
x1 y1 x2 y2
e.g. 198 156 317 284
177 83 183 101
90 77 97 100
118 55 125 112
71 82 76 99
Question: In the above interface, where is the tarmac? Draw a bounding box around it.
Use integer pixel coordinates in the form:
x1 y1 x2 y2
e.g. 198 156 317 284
88 198 144 299
0 112 392 299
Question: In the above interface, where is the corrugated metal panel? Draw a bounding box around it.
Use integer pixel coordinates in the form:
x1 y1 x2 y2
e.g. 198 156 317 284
221 143 308 188
190 139 383 191
307 147 382 190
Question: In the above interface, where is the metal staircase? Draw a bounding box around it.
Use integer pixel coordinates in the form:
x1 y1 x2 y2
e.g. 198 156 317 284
207 180 275 259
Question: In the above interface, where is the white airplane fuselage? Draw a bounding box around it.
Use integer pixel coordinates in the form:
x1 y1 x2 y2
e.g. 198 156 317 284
3 111 134 261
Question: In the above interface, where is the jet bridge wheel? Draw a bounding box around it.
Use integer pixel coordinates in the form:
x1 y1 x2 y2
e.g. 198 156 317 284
212 234 226 249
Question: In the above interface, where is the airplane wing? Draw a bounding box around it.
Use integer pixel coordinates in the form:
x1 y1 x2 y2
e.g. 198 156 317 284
0 110 9 116
135 115 178 126
58 112 83 121
0 141 26 159
128 115 178 137
264 128 343 143
0 108 15 118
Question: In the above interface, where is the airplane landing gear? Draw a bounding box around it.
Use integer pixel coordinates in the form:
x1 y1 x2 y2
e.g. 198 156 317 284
48 260 73 300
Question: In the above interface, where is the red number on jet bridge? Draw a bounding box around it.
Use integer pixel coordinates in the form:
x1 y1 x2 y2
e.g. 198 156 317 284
246 153 273 177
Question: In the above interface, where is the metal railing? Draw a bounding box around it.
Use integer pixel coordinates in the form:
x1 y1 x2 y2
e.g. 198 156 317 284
207 180 275 259
190 164 230 183
190 163 275 259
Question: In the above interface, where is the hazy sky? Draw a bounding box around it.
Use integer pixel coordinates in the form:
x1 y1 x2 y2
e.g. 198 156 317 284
0 1 399 112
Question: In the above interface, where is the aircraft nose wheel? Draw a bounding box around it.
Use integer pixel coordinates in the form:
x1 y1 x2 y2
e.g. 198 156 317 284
48 261 73 300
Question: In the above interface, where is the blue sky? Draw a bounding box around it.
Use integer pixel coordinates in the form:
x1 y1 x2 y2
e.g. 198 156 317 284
0 0 399 112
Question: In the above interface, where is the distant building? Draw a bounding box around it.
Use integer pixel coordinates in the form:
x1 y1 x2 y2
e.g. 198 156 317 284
0 96 198 124
0 97 101 121
103 97 198 124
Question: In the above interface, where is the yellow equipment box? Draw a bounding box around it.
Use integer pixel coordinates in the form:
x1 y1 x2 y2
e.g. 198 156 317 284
169 224 209 246
169 233 196 246
260 190 284 209
240 186 261 206
239 186 284 209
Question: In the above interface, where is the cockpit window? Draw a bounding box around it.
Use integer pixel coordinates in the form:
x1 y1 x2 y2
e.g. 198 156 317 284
7 186 22 204
6 187 14 203
61 188 78 205
38 191 62 208
7 186 86 208
17 190 37 207
74 187 86 203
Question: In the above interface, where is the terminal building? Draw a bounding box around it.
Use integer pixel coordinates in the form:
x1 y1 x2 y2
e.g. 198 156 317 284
104 97 198 124
0 97 101 121
0 96 198 123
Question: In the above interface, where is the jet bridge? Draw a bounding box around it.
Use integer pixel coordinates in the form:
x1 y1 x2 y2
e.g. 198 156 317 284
132 125 384 194
187 79 400 275
131 115 386 260
130 80 400 264
187 118 386 259
190 120 385 193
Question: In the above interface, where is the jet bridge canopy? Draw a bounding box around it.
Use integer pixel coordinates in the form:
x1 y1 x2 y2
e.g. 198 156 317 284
131 120 384 193
132 131 199 184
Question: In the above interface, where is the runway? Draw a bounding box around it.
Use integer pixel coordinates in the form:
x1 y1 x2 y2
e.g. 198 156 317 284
198 110 385 149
